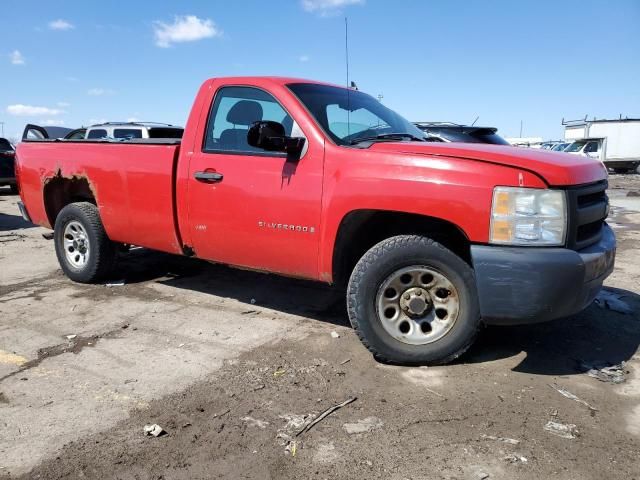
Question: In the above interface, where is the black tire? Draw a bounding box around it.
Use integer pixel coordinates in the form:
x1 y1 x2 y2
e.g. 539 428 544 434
9 184 18 195
54 202 116 283
347 235 480 365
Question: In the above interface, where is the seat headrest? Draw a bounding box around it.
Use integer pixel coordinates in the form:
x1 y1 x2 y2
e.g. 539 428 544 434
226 100 263 126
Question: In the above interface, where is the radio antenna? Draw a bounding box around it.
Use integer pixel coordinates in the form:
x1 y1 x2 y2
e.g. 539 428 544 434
345 16 351 137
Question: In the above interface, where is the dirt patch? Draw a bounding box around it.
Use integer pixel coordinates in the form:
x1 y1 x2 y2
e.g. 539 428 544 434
11 314 640 480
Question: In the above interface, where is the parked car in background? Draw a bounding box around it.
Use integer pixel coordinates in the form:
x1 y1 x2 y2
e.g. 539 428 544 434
22 124 86 141
563 117 640 173
414 122 510 145
16 76 614 365
85 122 183 140
0 138 17 193
540 141 565 150
551 142 571 152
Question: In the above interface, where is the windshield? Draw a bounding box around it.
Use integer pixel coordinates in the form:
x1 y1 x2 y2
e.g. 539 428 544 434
565 141 586 152
287 83 425 145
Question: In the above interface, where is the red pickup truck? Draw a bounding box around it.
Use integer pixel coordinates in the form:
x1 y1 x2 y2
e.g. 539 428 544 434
15 77 615 364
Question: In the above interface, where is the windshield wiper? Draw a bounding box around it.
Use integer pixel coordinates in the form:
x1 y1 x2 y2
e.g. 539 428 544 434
349 133 425 145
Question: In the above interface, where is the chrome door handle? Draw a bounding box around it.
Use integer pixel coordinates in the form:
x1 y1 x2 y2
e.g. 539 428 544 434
194 171 223 183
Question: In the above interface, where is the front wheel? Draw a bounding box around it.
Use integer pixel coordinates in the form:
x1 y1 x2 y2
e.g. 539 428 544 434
54 202 116 283
347 235 480 365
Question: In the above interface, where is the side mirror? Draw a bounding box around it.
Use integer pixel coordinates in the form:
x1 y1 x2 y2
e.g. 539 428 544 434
247 121 305 156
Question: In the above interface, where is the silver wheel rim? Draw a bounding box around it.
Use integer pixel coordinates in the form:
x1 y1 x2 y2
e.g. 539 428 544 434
63 220 90 268
376 265 460 345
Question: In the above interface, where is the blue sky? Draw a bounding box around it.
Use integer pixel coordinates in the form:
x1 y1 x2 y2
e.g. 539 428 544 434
1 0 639 142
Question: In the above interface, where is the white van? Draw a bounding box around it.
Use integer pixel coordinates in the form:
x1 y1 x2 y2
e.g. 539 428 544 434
563 118 640 173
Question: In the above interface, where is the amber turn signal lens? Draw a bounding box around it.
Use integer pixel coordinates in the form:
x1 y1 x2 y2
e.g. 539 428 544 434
490 219 513 242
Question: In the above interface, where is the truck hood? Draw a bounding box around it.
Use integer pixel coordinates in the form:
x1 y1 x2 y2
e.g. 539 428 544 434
368 142 607 186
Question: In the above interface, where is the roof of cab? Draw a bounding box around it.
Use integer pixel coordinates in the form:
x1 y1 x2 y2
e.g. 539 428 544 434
205 76 346 89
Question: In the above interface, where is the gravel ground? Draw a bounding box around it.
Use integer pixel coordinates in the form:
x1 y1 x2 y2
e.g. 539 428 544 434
1 175 639 480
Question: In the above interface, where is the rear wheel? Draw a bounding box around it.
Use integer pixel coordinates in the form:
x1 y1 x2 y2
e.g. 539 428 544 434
347 235 480 365
54 202 116 283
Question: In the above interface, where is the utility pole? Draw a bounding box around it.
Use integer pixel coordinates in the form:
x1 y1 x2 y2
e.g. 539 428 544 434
0 122 4 137
377 94 383 102
519 120 523 138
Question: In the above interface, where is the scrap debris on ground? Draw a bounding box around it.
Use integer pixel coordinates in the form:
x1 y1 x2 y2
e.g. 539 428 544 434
580 361 627 384
544 421 578 439
548 384 598 413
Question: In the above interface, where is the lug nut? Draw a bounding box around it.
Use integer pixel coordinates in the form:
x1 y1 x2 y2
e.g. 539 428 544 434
416 290 422 296
404 294 410 300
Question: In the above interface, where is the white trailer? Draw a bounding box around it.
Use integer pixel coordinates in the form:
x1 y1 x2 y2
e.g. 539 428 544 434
563 118 640 173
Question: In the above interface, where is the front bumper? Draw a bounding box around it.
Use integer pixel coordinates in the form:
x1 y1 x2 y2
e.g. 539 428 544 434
471 224 616 325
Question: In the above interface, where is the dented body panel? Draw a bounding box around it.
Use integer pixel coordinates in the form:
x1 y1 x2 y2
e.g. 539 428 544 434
16 76 609 285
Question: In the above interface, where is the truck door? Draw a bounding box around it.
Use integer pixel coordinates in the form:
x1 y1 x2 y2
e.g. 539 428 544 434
186 85 324 280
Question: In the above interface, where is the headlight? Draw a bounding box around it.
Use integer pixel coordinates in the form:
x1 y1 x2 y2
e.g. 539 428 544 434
490 187 566 246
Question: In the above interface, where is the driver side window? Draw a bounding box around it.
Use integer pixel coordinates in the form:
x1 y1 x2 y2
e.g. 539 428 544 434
326 104 390 140
584 141 599 153
204 86 293 154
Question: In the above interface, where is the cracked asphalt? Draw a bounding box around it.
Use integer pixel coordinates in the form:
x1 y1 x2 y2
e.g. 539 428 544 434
1 177 640 479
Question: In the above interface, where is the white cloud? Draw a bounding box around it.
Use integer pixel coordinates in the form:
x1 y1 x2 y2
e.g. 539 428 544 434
10 50 25 65
88 118 107 125
49 19 74 31
65 76 79 82
126 117 141 122
153 15 221 48
301 0 364 14
299 54 310 62
57 101 71 108
87 88 115 96
6 104 65 116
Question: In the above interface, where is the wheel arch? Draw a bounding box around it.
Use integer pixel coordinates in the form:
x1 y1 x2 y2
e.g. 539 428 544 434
331 209 471 287
43 174 97 227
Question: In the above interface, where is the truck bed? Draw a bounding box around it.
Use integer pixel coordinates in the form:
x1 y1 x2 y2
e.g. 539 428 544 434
16 140 184 254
